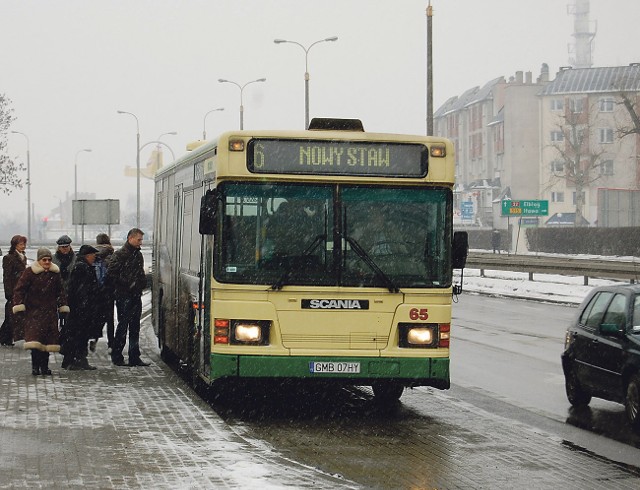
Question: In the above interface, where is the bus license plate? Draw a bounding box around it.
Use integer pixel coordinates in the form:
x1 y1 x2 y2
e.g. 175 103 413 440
309 361 361 374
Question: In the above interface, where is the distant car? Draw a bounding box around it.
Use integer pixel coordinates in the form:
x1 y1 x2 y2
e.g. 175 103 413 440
561 284 640 431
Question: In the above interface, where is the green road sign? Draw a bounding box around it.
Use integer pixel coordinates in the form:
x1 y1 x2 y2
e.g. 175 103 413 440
501 199 548 216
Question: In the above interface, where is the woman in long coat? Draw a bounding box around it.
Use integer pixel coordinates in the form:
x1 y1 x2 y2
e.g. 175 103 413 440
12 247 69 375
0 235 27 345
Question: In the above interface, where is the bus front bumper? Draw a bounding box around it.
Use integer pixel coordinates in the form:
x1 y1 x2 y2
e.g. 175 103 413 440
209 353 449 389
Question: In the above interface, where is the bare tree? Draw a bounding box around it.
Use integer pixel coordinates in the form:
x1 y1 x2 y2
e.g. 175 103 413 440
548 102 606 226
0 94 25 194
616 91 640 138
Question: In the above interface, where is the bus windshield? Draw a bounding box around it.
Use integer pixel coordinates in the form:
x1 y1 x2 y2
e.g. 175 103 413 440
214 182 452 289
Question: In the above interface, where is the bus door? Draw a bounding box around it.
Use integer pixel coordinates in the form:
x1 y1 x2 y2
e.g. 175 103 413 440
170 184 183 351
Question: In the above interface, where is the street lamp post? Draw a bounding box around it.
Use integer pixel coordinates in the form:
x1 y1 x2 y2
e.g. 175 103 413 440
74 148 92 242
274 36 338 129
117 110 141 228
218 78 266 130
203 107 224 140
11 131 31 242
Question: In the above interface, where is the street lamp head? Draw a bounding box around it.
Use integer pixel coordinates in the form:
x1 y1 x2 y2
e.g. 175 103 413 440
274 39 287 44
325 36 338 42
218 79 228 83
256 78 267 82
83 149 92 153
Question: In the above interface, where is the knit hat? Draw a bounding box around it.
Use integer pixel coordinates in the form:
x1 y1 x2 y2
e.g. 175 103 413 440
96 233 111 245
78 244 99 256
37 247 53 260
56 235 72 245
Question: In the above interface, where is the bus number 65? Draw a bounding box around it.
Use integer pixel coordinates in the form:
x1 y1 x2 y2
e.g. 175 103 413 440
409 308 429 320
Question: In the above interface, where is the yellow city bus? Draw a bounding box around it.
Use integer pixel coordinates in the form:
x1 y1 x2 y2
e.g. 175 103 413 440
152 118 468 403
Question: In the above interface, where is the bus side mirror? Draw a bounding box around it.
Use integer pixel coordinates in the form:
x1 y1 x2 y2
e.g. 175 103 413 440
452 231 468 269
199 189 218 235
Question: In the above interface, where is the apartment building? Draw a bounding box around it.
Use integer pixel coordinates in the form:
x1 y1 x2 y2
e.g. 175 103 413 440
539 64 640 226
435 63 640 228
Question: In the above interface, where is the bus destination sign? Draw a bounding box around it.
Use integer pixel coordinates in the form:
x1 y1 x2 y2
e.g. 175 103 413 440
247 139 428 178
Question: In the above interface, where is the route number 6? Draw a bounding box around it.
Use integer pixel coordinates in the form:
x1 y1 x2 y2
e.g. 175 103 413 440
409 308 429 320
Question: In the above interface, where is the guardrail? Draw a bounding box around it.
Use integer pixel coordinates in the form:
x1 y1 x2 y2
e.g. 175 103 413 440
466 251 640 285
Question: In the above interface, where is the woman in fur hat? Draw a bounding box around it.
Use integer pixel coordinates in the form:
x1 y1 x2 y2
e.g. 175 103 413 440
12 247 69 375
0 235 27 346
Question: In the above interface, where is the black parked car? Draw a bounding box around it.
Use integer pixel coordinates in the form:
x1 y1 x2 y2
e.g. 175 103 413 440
562 284 640 431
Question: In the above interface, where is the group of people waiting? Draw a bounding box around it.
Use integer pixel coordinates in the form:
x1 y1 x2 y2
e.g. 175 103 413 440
0 228 150 375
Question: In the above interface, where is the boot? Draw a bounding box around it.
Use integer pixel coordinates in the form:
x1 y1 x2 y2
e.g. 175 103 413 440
61 355 71 369
78 357 97 371
40 351 52 376
31 350 40 376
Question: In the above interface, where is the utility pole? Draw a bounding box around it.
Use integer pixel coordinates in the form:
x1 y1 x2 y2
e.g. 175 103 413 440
426 1 434 136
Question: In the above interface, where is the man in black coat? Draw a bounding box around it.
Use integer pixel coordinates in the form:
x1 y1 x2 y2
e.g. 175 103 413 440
60 245 100 370
52 234 76 292
107 228 150 367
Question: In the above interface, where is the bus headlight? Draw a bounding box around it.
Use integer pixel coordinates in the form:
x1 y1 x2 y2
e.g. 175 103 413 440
407 327 433 345
230 320 270 345
236 324 262 342
398 323 440 348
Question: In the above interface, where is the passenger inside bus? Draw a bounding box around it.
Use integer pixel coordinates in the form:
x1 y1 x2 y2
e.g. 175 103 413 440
352 205 409 257
261 200 323 270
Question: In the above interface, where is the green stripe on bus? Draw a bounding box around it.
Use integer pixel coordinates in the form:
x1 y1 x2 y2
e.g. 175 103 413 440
210 353 449 381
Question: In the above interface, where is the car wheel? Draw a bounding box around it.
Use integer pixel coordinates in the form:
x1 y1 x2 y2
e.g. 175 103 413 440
565 368 591 407
625 374 640 431
372 381 404 404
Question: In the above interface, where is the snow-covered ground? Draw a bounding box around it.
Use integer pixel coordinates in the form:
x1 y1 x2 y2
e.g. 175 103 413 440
459 267 624 305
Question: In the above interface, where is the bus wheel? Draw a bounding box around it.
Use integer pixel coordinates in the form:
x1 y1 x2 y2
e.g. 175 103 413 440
372 381 404 404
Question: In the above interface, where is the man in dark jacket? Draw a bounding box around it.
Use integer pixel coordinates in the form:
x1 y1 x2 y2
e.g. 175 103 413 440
107 228 150 366
91 233 115 352
52 234 76 291
61 245 100 370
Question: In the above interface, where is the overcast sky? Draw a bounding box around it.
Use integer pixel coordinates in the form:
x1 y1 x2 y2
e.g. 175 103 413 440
1 0 639 230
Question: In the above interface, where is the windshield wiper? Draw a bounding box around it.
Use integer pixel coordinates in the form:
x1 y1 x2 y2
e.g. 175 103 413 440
271 234 327 291
343 235 400 293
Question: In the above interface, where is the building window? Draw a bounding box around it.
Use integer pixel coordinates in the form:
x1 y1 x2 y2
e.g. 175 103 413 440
599 97 614 112
569 128 586 145
550 160 565 173
551 192 565 203
600 159 614 176
550 131 565 142
550 99 564 111
569 98 584 113
599 128 614 144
